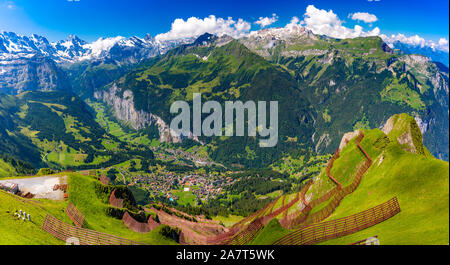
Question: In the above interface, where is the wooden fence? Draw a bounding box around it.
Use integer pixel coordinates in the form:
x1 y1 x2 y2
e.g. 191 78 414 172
42 214 145 245
122 211 159 233
300 180 314 207
99 175 110 185
65 202 85 227
273 197 400 245
261 193 299 224
109 188 124 208
210 218 264 245
326 149 342 189
285 132 372 229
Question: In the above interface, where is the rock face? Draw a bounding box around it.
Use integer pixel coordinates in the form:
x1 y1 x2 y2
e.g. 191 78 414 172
240 26 318 59
94 84 181 143
338 130 361 151
0 54 71 94
382 113 427 155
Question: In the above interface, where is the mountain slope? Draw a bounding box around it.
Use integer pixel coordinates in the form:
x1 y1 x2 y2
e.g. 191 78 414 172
0 54 71 94
95 33 316 167
241 28 449 161
0 91 154 171
0 172 176 245
0 31 193 97
250 113 449 245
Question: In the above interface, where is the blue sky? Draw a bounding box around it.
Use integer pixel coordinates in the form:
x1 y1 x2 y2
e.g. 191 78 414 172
0 0 448 46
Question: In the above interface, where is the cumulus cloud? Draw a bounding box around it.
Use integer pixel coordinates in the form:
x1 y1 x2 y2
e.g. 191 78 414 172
438 38 449 47
155 15 251 41
154 7 448 55
350 12 378 23
381 33 449 52
255 13 278 28
300 5 380 39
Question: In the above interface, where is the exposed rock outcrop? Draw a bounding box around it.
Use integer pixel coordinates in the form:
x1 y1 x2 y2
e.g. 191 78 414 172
382 113 427 155
94 84 182 143
0 54 71 94
338 130 361 151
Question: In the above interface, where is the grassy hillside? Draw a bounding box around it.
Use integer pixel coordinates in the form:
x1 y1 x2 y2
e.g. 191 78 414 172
250 114 449 245
0 188 69 244
67 173 176 244
0 172 177 245
0 155 35 178
318 128 448 244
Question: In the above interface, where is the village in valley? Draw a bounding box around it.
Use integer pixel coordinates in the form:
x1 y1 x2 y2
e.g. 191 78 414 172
103 160 236 206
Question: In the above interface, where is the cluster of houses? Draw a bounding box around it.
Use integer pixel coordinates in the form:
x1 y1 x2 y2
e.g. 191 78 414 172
124 170 236 203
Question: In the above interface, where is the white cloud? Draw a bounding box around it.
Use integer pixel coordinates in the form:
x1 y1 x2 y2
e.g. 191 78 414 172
82 36 125 58
381 34 449 52
153 7 448 55
438 38 448 47
301 5 380 39
255 13 278 28
350 12 378 23
155 15 251 41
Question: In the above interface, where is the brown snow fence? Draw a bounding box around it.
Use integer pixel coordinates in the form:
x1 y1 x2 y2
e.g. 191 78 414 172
326 149 342 189
99 175 110 185
285 132 372 229
262 193 300 223
211 217 264 245
109 188 124 208
66 202 85 227
122 211 160 233
42 214 145 245
273 197 400 245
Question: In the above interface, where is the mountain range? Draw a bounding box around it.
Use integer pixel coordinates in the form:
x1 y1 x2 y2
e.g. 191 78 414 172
0 26 449 246
388 40 449 67
0 27 449 171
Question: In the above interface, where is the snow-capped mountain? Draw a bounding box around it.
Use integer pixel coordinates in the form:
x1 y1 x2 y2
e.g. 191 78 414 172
0 31 193 94
0 31 193 64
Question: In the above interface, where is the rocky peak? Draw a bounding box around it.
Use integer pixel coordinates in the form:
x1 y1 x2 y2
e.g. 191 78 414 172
382 114 427 155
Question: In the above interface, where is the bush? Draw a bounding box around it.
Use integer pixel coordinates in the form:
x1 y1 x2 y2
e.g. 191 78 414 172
159 225 181 242
105 207 125 219
37 168 56 176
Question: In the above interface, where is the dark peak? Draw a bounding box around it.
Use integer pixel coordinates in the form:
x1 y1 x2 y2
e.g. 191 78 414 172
193 32 218 46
